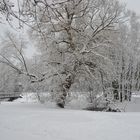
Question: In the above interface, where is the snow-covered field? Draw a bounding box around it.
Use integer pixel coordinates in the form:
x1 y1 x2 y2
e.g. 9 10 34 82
0 95 140 140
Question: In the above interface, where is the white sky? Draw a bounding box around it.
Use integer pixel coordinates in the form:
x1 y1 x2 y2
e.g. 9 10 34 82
120 0 140 15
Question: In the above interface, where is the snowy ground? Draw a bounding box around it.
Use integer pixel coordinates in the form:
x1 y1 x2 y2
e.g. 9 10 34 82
0 95 140 140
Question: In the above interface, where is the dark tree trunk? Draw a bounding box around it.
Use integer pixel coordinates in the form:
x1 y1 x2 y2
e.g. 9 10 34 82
56 74 74 108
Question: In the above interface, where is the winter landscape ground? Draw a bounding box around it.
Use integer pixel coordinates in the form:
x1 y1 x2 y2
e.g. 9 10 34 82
0 94 140 140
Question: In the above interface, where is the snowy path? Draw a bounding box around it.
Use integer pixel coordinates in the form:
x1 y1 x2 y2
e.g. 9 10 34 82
0 103 140 140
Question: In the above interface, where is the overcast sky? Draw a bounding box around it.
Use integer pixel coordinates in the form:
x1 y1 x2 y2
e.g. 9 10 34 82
120 0 140 15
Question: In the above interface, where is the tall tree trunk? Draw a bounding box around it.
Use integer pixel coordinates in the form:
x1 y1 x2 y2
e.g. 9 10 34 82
56 74 74 108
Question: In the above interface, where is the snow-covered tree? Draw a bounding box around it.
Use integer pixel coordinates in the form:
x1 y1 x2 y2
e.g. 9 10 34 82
22 0 126 107
1 0 140 109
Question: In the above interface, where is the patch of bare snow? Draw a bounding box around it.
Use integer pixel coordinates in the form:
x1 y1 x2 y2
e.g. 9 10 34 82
0 102 140 140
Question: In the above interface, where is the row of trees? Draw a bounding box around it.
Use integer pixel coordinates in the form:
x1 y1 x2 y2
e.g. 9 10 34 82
0 0 140 108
